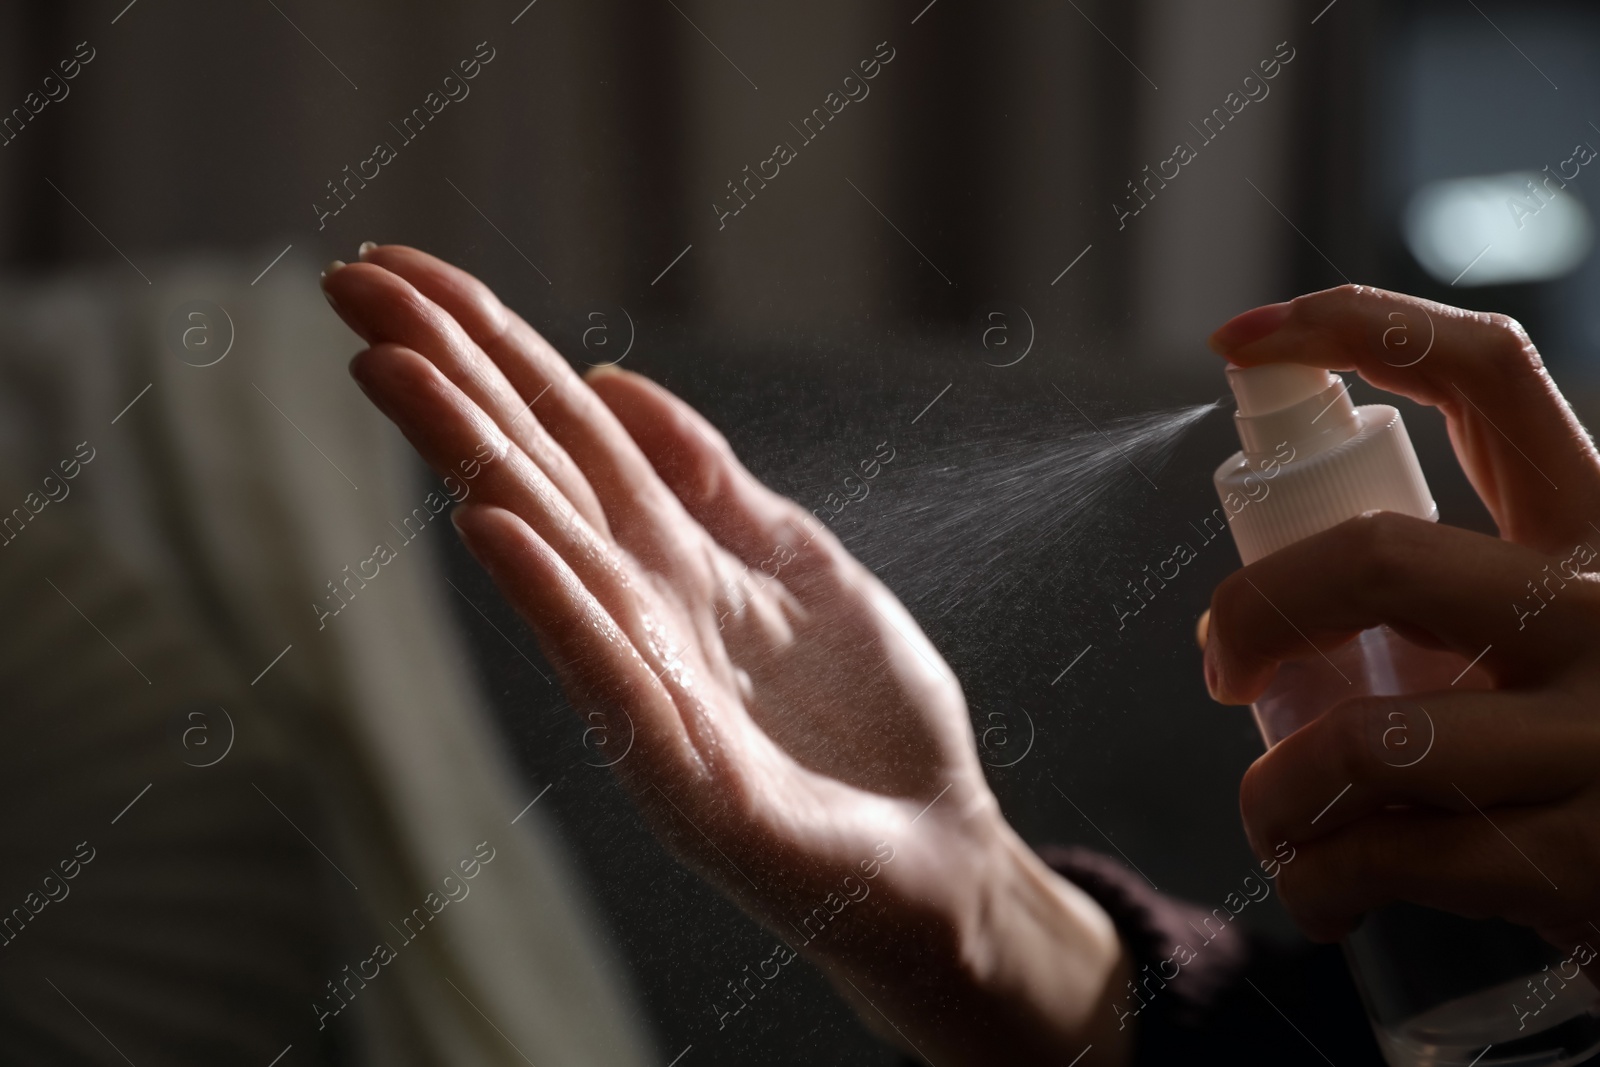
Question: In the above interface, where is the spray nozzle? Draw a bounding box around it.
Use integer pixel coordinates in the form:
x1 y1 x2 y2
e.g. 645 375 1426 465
1225 363 1336 417
1224 362 1357 462
1214 362 1436 564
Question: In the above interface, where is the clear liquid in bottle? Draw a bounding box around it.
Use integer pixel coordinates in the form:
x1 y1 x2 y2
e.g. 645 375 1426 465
1253 626 1600 1067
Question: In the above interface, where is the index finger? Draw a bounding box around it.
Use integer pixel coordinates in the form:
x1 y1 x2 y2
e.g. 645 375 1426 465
1211 284 1600 553
1205 511 1591 705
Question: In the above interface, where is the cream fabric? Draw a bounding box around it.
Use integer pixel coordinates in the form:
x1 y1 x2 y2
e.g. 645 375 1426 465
0 252 654 1065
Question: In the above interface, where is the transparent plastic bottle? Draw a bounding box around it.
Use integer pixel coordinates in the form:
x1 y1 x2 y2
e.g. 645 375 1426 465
1216 364 1600 1067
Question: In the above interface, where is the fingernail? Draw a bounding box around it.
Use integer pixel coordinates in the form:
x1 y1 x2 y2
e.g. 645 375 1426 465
1203 654 1221 701
358 241 378 259
584 364 624 382
321 259 347 281
1211 301 1291 353
1195 609 1211 651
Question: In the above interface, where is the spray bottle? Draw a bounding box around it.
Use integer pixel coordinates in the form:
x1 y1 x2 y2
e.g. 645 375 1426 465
1215 362 1600 1067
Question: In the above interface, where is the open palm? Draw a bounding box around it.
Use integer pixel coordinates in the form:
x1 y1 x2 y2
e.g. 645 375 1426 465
324 246 1121 1064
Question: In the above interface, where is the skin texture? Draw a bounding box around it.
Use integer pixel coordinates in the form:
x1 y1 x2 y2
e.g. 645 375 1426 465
322 245 1128 1067
1207 285 1600 963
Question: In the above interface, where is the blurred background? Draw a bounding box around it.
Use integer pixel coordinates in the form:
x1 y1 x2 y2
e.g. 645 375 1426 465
1 0 1597 1063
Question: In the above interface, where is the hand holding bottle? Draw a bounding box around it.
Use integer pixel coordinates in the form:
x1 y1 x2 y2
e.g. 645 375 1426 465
1206 284 1600 954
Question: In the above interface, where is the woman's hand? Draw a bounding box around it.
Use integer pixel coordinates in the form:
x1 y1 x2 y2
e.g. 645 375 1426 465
322 245 1127 1065
1205 284 1600 952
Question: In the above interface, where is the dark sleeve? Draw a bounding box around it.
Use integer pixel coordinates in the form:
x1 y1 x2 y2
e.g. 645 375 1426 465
896 845 1387 1065
1038 845 1386 1066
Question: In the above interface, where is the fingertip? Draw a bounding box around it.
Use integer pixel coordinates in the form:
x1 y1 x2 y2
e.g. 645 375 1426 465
583 366 674 416
582 366 648 413
601 378 751 518
583 363 629 384
451 505 571 603
1199 607 1232 702
347 343 509 462
348 342 419 391
1205 640 1268 706
359 244 512 339
451 501 538 555
588 370 722 505
450 500 505 541
1210 301 1293 357
322 261 422 344
347 344 400 396
451 503 514 572
1204 646 1250 705
583 366 670 428
588 367 687 425
348 348 372 389
584 365 669 417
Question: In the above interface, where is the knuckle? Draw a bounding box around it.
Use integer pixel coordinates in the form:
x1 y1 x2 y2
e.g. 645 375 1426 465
1274 848 1307 898
1342 510 1414 590
1485 311 1530 346
1273 852 1315 920
1208 572 1253 647
1291 284 1360 325
1237 756 1276 839
1479 312 1544 374
1308 282 1365 307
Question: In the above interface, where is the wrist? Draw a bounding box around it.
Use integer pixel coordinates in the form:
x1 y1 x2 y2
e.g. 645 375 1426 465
823 809 1133 1066
955 820 1133 1064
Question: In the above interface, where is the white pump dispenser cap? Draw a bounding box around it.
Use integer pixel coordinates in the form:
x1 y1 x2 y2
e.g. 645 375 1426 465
1214 364 1436 564
1227 363 1332 417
